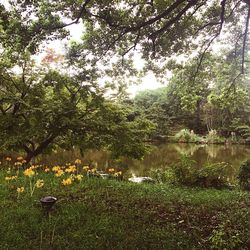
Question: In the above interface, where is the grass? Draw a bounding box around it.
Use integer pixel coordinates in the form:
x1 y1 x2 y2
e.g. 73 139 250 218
0 163 249 250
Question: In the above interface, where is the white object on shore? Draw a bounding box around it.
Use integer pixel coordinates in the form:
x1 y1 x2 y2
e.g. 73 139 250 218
128 176 156 183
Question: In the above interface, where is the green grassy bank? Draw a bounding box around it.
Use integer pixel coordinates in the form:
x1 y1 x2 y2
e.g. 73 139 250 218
0 169 249 250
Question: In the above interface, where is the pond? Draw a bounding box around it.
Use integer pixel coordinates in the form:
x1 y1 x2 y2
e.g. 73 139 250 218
39 143 250 180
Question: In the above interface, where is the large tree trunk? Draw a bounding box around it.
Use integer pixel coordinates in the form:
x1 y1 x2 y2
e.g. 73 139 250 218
23 135 57 165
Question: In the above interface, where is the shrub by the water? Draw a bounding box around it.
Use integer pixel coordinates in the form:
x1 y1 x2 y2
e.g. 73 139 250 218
174 129 202 143
172 155 231 188
196 163 230 188
238 159 250 191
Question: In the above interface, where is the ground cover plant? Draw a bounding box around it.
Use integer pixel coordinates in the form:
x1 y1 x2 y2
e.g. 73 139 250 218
0 156 249 250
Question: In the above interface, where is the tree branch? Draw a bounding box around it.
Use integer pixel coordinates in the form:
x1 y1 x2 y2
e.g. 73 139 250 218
50 0 92 30
242 3 250 74
149 0 199 40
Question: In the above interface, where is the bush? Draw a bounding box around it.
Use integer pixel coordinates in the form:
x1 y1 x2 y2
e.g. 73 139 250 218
172 155 231 188
205 129 225 144
238 160 250 191
174 129 202 143
196 163 230 188
172 155 198 186
149 168 175 184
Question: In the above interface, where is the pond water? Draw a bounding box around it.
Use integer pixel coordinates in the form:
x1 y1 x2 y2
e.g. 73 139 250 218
40 143 250 180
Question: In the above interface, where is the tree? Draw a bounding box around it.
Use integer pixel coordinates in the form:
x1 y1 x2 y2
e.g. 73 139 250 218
0 53 154 163
1 1 250 76
134 88 171 136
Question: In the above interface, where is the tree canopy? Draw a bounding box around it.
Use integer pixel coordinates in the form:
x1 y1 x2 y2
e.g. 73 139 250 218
1 0 249 76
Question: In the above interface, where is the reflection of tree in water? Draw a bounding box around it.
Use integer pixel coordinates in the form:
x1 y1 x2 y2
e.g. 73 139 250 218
37 144 250 179
173 144 202 156
205 145 220 159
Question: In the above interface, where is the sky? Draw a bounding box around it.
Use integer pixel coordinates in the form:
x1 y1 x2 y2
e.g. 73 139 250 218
45 22 163 97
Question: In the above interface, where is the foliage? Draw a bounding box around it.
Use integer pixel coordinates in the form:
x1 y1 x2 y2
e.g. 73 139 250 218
149 168 175 184
209 223 242 250
196 162 231 188
172 155 198 186
174 129 202 143
0 162 250 249
172 155 231 188
238 160 250 191
235 125 250 144
205 130 225 144
133 88 170 136
0 53 154 162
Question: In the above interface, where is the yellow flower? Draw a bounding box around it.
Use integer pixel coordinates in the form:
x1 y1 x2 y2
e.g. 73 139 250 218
44 167 50 172
17 187 25 193
17 156 23 161
75 174 83 181
114 171 122 176
52 166 61 172
91 168 97 173
83 166 89 171
65 165 76 173
55 169 64 177
5 157 12 161
5 175 17 181
62 178 72 186
35 179 44 188
24 168 35 177
75 159 81 164
108 168 115 173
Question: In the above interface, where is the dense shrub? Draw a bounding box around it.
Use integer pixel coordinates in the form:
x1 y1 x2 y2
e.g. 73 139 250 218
172 155 231 188
174 129 202 143
238 160 250 191
196 163 230 188
172 155 198 186
205 130 225 144
149 168 175 184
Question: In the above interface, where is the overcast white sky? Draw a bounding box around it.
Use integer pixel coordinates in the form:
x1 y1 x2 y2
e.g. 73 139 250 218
45 22 163 97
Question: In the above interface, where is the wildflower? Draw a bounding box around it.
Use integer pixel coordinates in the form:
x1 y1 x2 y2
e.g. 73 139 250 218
44 167 50 172
52 166 61 172
55 169 64 177
83 166 89 171
21 159 27 164
108 168 115 173
5 157 12 161
75 174 83 181
75 159 82 164
91 168 97 173
65 165 76 173
30 165 37 169
62 178 72 186
35 179 44 188
5 175 17 181
17 187 25 193
114 171 122 177
17 156 23 161
24 168 35 177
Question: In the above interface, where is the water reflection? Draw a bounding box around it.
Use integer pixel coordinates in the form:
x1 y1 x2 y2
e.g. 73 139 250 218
38 143 250 180
127 143 250 178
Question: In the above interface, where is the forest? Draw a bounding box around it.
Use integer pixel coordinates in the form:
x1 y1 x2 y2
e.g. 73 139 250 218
0 1 250 249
